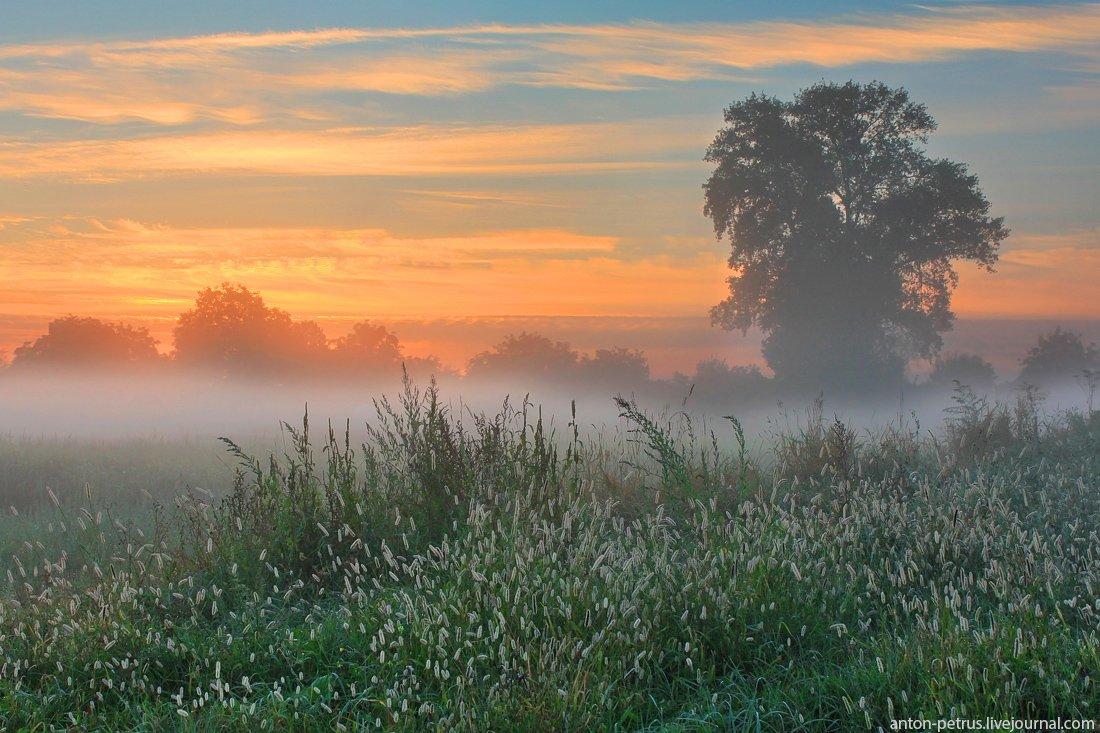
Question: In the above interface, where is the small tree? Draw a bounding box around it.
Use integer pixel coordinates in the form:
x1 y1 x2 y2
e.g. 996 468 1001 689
404 355 455 382
1018 327 1099 385
173 283 329 378
581 347 650 390
929 352 997 390
11 316 161 372
692 358 769 405
703 81 1008 391
330 321 403 378
466 332 579 383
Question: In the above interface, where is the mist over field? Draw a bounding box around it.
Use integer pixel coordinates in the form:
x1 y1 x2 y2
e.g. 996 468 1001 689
1 363 1094 526
0 369 1094 440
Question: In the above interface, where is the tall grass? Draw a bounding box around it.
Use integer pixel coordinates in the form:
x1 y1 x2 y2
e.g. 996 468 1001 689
0 380 1097 730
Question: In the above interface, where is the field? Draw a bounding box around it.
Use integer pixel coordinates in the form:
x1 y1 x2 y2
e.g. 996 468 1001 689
0 383 1097 731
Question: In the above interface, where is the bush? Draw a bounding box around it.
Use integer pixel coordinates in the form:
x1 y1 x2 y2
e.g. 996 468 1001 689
928 352 997 390
1018 327 1099 386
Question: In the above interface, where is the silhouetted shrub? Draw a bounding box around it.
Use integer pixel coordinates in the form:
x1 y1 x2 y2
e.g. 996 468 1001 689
929 352 997 390
11 316 161 372
692 358 769 404
1018 327 1099 385
173 283 329 379
466 332 579 383
581 347 650 391
328 320 403 378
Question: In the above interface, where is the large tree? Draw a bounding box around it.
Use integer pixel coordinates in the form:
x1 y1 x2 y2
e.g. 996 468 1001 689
703 81 1008 390
173 283 329 378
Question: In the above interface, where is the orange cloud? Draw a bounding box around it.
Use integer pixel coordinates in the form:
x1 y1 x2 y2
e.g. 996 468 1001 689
0 214 34 230
284 53 505 96
0 120 708 179
5 5 1096 64
1 4 1096 123
0 28 377 62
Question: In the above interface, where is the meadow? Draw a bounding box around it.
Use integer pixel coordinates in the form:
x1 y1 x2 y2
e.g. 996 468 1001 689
0 381 1097 731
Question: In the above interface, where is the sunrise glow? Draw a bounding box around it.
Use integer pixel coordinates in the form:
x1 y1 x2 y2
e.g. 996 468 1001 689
2 2 1097 372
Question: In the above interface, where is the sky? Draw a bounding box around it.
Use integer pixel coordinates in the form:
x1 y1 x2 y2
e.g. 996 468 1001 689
0 1 1097 375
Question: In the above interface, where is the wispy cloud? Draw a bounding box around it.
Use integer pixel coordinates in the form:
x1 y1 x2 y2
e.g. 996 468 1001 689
398 189 570 212
1 3 1096 124
0 119 708 179
5 5 1098 63
4 218 620 266
0 214 35 230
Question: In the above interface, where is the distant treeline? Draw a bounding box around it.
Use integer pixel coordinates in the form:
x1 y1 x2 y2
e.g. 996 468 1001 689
2 284 1098 400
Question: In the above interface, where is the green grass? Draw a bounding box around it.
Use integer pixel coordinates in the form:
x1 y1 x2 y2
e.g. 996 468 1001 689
0 433 234 510
0 382 1097 730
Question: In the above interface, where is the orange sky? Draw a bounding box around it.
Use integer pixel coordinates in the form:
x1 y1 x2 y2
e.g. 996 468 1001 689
1 3 1098 371
1 218 1095 374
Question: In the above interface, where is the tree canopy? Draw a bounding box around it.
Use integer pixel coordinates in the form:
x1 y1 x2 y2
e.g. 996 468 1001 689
466 332 580 382
11 316 160 371
172 283 411 380
1018 327 1099 385
928 352 997 390
465 333 652 391
581 347 650 389
172 283 329 378
703 81 1008 390
329 321 404 377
